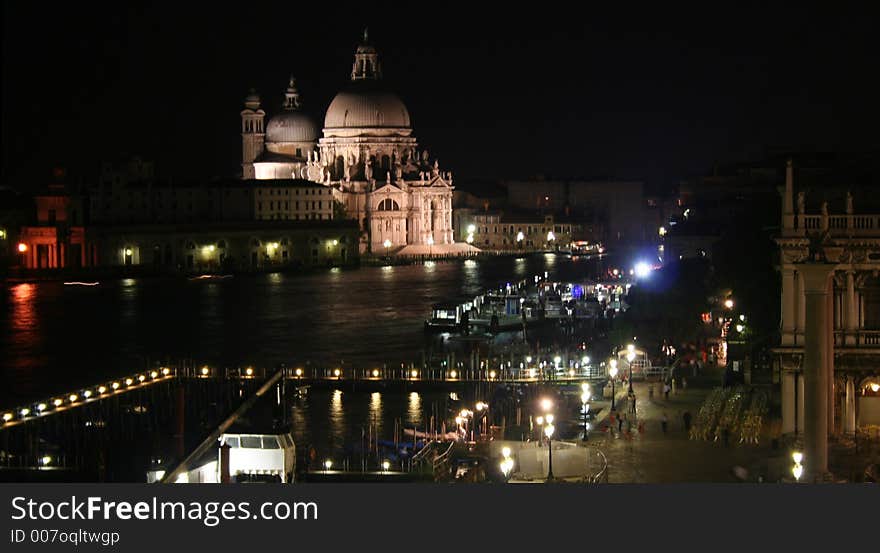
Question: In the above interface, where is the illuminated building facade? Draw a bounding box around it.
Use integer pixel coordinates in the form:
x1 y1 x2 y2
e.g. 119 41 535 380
774 160 880 437
241 32 472 256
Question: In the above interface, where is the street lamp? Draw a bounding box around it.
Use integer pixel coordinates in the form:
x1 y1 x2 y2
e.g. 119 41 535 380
544 414 555 482
609 360 619 410
792 451 804 482
724 298 734 309
500 446 514 481
539 398 555 481
383 239 392 258
626 346 636 393
581 383 591 441
427 235 434 257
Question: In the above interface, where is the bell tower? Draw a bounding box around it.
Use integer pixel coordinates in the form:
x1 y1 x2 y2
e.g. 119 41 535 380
351 28 382 81
241 88 265 179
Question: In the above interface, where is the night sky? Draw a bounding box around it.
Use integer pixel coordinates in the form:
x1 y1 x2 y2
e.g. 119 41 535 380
2 4 877 192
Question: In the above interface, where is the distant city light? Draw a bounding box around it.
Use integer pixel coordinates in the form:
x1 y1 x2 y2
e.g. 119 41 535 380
18 243 28 253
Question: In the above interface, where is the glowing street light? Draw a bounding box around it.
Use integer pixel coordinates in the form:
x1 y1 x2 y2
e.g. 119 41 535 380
724 299 734 309
500 446 514 481
544 417 556 482
581 383 591 441
626 350 636 393
382 460 390 472
324 459 333 471
792 451 804 482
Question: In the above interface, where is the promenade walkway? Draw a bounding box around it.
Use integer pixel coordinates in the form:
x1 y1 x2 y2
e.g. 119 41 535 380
586 381 777 482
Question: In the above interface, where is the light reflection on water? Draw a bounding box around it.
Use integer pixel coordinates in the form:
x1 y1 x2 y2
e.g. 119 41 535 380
289 387 452 464
0 254 608 406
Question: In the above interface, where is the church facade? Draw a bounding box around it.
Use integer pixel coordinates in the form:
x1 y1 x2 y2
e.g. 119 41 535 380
240 33 467 256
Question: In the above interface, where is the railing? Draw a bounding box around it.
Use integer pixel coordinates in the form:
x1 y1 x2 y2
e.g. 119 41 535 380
589 449 609 483
797 214 880 236
282 365 608 383
834 330 880 347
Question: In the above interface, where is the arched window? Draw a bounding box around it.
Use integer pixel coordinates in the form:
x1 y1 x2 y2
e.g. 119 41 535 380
377 198 400 211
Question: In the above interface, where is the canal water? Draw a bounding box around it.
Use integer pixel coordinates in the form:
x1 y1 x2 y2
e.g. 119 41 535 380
1 253 614 478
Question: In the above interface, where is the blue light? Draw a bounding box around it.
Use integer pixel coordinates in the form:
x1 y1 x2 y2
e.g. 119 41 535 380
634 262 651 279
572 285 584 298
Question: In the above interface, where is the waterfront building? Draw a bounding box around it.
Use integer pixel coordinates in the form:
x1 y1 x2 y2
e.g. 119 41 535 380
240 31 473 257
90 219 357 271
17 172 90 269
504 179 646 246
15 167 358 271
454 210 587 252
774 160 880 447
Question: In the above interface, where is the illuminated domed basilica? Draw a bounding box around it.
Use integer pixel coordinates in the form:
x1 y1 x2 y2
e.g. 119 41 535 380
240 32 470 255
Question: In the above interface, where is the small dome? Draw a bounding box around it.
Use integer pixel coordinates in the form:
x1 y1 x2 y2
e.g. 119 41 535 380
265 111 318 143
324 83 410 129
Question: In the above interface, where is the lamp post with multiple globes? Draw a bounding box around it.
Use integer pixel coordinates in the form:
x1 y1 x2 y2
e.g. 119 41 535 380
581 383 591 442
626 344 636 393
609 360 619 411
540 398 555 481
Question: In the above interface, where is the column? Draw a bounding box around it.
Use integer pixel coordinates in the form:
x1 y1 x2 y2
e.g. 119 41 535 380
844 377 856 435
827 278 835 435
858 291 865 330
782 371 795 434
845 271 856 345
781 268 796 345
797 375 805 435
797 271 806 344
799 262 833 480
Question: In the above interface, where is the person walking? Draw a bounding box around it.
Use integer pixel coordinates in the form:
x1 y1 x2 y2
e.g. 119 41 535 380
663 382 670 401
630 393 637 414
618 413 625 434
661 412 668 434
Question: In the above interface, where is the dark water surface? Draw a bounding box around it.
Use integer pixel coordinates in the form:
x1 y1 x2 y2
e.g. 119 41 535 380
0 254 609 407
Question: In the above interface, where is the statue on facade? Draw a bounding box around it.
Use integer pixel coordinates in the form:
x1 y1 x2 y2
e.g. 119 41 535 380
821 200 828 217
806 229 832 262
846 190 854 214
365 157 372 181
796 191 805 214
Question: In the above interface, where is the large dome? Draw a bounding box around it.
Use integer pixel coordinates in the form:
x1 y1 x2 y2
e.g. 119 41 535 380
265 111 318 143
324 84 411 129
